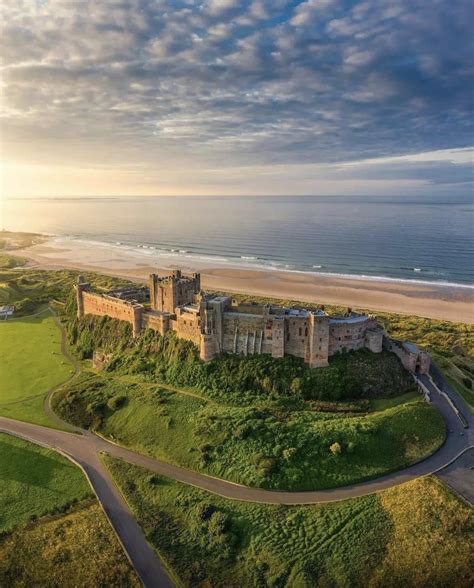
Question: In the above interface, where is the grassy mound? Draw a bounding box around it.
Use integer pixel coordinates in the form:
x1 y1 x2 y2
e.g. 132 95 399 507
104 457 474 588
53 374 444 490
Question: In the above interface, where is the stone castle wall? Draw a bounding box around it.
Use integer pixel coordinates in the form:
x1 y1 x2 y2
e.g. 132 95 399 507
75 273 395 370
80 290 143 337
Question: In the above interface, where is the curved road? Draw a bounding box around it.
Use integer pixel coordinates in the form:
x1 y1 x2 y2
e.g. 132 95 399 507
2 313 472 585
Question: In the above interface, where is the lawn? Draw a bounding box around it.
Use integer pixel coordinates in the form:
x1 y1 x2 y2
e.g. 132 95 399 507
0 311 74 427
54 373 445 490
104 456 474 588
0 433 92 532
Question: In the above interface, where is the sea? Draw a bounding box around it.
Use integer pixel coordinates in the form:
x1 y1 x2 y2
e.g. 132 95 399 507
3 194 474 287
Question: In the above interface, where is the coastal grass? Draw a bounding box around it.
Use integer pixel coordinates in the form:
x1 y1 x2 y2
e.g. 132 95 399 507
104 456 474 588
433 352 474 412
0 433 92 532
0 312 73 427
53 373 445 490
0 501 139 587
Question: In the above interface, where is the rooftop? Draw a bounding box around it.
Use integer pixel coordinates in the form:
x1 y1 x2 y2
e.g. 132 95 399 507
329 313 369 324
402 341 419 354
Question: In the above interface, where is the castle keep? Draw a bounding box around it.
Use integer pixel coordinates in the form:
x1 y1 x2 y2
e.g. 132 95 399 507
75 271 428 372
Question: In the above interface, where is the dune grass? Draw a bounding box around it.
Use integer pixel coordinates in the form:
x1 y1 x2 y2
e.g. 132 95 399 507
0 501 139 587
0 312 74 427
433 352 474 412
0 433 92 532
104 456 474 588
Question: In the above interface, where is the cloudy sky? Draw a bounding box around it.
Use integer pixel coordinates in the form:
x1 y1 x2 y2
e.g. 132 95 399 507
1 0 473 197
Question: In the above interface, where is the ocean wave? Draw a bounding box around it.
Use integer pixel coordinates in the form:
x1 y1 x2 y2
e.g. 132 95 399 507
51 236 474 289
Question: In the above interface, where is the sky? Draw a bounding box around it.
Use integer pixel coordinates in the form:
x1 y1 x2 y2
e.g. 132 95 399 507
1 0 473 197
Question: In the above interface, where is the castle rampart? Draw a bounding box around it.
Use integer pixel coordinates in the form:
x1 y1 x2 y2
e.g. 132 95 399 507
75 272 425 371
384 338 430 374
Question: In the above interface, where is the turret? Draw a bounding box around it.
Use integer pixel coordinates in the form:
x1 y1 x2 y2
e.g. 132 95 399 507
75 276 90 319
306 312 329 368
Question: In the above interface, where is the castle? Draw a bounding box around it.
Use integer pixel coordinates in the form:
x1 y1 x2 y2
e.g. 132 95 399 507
75 271 429 372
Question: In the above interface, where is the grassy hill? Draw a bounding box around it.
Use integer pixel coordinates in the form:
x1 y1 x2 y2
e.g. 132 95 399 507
104 456 474 588
53 372 444 490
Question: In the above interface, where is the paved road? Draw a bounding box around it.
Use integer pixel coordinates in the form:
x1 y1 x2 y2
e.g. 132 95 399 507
436 448 474 506
2 381 472 508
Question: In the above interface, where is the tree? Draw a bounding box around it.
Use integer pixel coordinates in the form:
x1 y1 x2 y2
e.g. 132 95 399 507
282 447 297 461
290 377 302 396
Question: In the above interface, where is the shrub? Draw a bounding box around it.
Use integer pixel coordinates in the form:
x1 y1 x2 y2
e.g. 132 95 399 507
330 442 342 455
208 511 229 536
282 447 297 461
107 395 126 411
196 503 217 521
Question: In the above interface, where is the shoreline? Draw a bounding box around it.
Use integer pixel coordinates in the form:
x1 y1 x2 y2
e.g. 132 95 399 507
11 236 474 324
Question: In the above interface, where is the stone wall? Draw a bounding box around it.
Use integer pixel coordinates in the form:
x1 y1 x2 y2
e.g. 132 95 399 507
141 310 171 336
384 338 430 374
172 308 201 345
80 291 143 336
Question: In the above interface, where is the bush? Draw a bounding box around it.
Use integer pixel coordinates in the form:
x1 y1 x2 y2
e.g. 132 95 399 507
208 511 228 536
107 395 126 411
330 442 342 455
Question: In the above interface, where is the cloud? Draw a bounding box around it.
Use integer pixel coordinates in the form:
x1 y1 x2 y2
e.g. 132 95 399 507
1 0 473 196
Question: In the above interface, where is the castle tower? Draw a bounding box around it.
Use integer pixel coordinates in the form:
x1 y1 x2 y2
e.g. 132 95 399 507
75 276 90 319
149 273 158 310
306 312 329 368
131 305 143 338
271 316 285 359
148 271 201 313
200 333 216 361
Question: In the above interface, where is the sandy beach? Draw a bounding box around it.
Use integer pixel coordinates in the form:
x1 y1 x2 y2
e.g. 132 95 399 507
13 237 474 324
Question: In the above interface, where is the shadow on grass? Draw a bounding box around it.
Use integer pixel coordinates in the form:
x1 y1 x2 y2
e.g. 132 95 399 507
0 438 74 492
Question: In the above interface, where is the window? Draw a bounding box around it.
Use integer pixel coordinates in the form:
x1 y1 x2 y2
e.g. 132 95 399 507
299 327 302 336
305 328 308 336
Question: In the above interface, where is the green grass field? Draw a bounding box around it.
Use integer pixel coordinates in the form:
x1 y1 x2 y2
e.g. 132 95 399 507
104 456 474 588
0 433 92 532
54 373 445 490
0 311 74 427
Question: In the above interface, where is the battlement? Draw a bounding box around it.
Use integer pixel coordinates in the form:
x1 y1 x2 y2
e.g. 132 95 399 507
74 272 419 370
149 270 201 313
